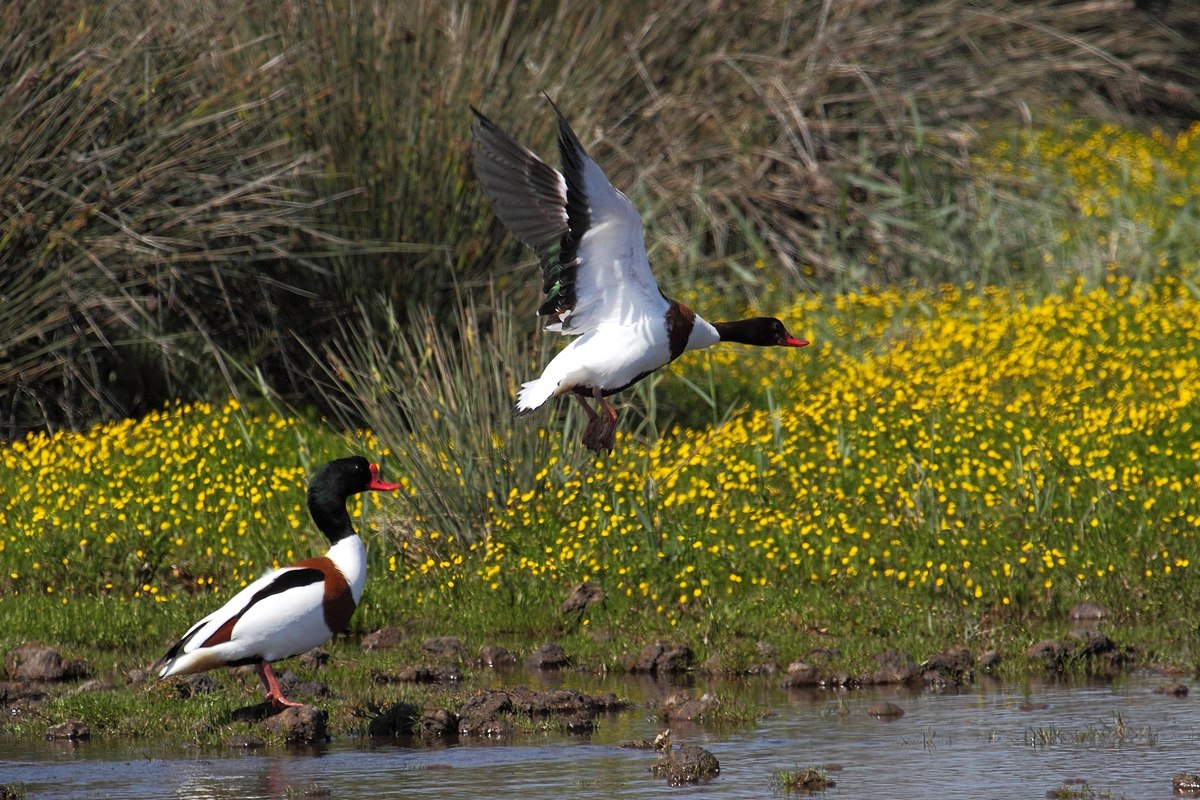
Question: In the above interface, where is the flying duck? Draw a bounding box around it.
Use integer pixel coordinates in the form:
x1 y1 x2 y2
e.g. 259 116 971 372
471 97 808 453
152 456 400 709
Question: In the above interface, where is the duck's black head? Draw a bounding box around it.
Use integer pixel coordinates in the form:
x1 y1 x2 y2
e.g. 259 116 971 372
713 317 809 348
307 457 401 542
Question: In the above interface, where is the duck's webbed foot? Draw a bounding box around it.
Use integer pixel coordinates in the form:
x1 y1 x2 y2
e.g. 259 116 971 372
256 661 304 710
576 391 617 454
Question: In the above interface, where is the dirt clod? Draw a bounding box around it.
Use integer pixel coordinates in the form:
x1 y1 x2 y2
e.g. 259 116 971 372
421 636 467 663
560 581 605 616
782 661 825 687
6 643 89 683
263 705 328 743
659 689 719 722
360 626 405 651
46 719 90 740
626 642 693 674
1174 772 1200 796
525 643 570 670
478 645 517 670
867 701 905 719
457 686 623 737
652 744 720 785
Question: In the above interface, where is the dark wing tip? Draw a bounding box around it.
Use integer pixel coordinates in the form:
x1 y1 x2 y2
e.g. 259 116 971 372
541 93 588 170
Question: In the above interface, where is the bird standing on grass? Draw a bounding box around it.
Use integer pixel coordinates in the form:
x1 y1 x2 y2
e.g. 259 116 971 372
152 456 400 709
471 97 808 453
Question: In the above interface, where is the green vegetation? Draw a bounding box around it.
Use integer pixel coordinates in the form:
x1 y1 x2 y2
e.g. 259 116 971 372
770 766 835 794
2 0 1200 744
1046 780 1125 800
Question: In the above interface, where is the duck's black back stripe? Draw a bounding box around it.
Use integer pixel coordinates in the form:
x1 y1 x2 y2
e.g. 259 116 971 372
195 568 326 650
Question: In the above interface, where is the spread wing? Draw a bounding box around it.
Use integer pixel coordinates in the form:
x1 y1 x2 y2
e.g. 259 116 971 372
471 98 667 335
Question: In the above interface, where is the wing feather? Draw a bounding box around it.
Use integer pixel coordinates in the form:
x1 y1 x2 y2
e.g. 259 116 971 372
472 99 668 336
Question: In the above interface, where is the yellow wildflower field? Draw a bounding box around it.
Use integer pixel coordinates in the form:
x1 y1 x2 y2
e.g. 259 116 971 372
2 116 1197 650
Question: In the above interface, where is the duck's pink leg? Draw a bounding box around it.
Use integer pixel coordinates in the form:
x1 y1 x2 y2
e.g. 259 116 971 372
256 661 303 709
576 389 617 453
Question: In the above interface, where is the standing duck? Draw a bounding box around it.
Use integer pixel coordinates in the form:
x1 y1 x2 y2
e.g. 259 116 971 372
152 456 400 709
471 98 808 453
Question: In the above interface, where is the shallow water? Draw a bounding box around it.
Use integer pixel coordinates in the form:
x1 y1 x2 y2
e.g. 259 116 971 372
3 672 1198 799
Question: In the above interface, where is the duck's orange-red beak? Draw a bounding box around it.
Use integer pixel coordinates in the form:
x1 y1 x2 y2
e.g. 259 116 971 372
368 463 402 492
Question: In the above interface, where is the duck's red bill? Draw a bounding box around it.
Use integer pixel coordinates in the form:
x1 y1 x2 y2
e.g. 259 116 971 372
786 335 809 347
368 463 402 492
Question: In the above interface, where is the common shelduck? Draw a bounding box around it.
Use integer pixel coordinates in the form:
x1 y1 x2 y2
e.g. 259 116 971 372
152 456 400 709
471 98 808 453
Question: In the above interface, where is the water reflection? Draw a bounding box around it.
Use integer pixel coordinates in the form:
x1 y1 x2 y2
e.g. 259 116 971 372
3 673 1198 799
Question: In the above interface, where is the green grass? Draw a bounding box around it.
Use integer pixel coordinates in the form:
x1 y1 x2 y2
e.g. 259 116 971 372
770 766 835 794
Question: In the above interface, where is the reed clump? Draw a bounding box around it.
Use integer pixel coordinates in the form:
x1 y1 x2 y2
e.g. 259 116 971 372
2 0 1195 434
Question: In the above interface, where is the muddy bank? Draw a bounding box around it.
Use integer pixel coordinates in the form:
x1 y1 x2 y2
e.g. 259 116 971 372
0 599 1179 745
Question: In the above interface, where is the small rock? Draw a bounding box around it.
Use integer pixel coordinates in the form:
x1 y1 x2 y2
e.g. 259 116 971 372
456 686 622 737
560 581 605 616
627 642 693 674
125 668 152 686
775 767 835 791
1068 628 1115 656
659 690 719 722
298 648 330 670
653 744 720 785
782 661 825 688
263 705 328 743
459 690 512 721
978 650 1003 672
1174 772 1200 796
1069 601 1111 621
46 719 90 740
418 707 459 738
1026 639 1071 670
459 715 514 738
866 702 905 719
621 738 658 750
478 645 517 670
177 673 218 698
867 649 919 684
564 710 596 732
526 643 570 670
226 734 265 749
360 626 405 651
921 647 974 682
421 636 467 663
384 665 460 684
368 702 419 737
7 643 73 682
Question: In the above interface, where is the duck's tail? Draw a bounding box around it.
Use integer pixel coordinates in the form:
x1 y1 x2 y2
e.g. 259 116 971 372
515 377 559 417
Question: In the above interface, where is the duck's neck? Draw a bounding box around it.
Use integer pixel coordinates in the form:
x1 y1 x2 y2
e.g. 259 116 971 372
712 319 761 345
308 496 356 544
